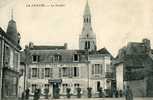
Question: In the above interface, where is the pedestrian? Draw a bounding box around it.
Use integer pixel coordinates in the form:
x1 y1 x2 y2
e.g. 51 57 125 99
115 89 118 98
38 88 41 99
33 88 39 100
25 88 30 100
125 86 133 100
119 90 123 97
21 91 25 100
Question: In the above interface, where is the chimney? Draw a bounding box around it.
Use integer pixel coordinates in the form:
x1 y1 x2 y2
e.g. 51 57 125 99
64 43 67 49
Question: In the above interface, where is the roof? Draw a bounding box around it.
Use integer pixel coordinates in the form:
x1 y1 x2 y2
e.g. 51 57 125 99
30 45 66 50
0 27 7 37
24 49 88 63
0 27 21 50
97 48 111 55
84 0 91 16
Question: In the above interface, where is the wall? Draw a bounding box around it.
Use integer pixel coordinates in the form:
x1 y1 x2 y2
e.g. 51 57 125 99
116 63 124 90
128 80 147 97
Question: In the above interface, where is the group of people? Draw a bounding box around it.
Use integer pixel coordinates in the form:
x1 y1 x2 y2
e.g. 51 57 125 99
112 86 133 100
21 88 30 100
21 86 133 100
21 88 41 100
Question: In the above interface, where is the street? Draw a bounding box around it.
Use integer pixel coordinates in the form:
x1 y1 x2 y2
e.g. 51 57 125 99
27 97 153 100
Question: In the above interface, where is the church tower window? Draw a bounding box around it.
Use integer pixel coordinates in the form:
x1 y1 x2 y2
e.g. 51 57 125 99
79 1 97 51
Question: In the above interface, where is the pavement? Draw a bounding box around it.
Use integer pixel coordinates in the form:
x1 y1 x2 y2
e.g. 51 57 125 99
27 97 153 100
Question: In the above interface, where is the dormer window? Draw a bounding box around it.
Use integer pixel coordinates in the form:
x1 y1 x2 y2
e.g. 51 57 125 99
54 54 62 62
32 55 40 63
73 54 79 62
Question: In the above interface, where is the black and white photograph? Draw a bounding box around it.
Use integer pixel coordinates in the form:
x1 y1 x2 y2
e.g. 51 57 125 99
0 0 153 100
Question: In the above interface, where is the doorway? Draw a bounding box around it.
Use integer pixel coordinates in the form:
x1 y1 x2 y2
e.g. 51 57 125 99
53 83 59 98
97 81 100 91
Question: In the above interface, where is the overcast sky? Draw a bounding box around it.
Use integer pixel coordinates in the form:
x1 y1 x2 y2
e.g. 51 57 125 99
0 0 153 56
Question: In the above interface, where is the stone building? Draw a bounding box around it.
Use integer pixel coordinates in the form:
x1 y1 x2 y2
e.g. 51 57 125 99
0 14 21 100
22 1 113 97
113 39 153 97
23 43 113 97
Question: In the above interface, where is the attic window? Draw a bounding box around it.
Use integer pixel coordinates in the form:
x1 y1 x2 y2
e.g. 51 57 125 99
32 55 40 63
73 54 79 62
54 55 62 62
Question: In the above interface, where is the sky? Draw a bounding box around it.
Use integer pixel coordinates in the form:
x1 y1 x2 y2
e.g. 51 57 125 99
0 0 153 56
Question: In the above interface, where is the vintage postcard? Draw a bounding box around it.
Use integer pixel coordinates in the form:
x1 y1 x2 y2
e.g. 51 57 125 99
0 0 153 100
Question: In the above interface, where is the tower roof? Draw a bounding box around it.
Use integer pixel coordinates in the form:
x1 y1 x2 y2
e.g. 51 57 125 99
84 0 91 16
6 9 20 45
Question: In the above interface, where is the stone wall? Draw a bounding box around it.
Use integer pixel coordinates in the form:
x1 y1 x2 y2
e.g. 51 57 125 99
128 80 147 97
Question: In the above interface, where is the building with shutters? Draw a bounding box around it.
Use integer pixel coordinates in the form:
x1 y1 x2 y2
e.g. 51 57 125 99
22 43 113 97
21 0 113 97
0 12 21 100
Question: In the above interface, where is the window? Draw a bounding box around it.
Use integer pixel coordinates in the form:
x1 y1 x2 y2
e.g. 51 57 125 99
45 84 49 89
45 68 52 78
88 41 90 49
74 67 79 77
95 64 101 74
59 68 62 77
45 68 50 77
73 54 79 62
85 41 90 50
62 67 79 77
41 68 44 79
32 84 37 93
13 52 18 69
32 55 40 62
54 55 62 62
32 68 38 77
62 67 69 77
4 46 10 66
28 68 31 79
87 18 88 23
92 64 103 75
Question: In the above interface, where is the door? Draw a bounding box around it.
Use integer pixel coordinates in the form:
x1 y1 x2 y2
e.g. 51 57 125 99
97 81 100 91
52 83 59 98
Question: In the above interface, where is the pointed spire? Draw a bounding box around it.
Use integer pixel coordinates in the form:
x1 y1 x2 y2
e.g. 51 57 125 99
11 8 14 20
84 0 91 16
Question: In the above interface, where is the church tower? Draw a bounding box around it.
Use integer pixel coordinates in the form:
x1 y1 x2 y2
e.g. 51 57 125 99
79 0 97 51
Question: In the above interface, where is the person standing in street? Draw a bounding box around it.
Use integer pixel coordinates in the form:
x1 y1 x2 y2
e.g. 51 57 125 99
125 86 133 100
